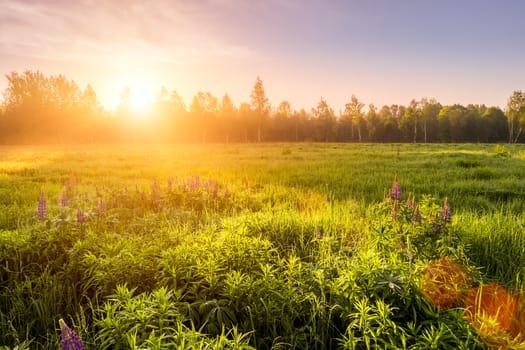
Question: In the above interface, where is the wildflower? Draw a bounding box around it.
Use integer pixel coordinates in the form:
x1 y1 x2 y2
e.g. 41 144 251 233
213 180 219 199
37 192 47 221
98 201 107 215
391 202 399 219
224 187 230 198
151 180 161 202
167 177 173 192
412 206 422 223
76 209 85 223
391 175 402 201
59 319 85 350
405 194 414 209
195 175 200 188
434 222 442 235
244 177 249 190
61 191 68 207
441 198 452 223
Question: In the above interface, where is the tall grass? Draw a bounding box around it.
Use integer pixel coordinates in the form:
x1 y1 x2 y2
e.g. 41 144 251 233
0 143 524 348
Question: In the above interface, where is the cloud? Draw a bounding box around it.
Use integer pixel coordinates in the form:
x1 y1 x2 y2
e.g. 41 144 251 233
0 0 255 65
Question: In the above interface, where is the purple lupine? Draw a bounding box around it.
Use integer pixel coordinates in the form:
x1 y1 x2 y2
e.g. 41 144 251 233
390 176 402 201
61 191 68 208
37 192 47 221
213 180 219 199
195 175 200 188
441 198 452 223
98 201 107 215
412 206 422 223
391 202 399 219
76 209 85 223
59 319 85 350
405 195 414 209
151 180 161 202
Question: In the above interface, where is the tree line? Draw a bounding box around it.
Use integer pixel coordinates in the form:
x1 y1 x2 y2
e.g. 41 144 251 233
1 70 524 144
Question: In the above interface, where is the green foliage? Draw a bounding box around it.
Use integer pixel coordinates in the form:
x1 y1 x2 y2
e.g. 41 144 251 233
2 144 525 349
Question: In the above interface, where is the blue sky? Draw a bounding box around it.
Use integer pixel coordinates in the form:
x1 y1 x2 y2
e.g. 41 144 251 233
1 0 524 111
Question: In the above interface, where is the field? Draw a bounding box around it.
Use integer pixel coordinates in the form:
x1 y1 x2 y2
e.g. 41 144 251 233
1 143 525 349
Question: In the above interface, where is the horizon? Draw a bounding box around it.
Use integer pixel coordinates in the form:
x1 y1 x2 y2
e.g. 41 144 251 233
1 1 525 112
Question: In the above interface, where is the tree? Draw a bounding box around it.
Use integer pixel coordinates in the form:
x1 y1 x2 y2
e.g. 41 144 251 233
480 107 507 143
312 98 335 142
420 98 441 143
399 99 420 143
218 94 237 142
190 91 218 143
506 90 525 143
365 103 379 141
343 95 365 141
250 76 270 142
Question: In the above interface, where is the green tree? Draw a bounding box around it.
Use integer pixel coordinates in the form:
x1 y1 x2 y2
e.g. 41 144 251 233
399 99 420 143
343 95 365 141
250 76 270 142
419 98 441 143
506 90 525 143
312 98 335 142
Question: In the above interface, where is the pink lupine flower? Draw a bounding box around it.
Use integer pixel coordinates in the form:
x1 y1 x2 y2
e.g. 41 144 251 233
391 176 402 201
37 192 47 221
59 319 85 350
76 209 85 223
412 206 422 223
442 198 453 223
61 191 68 207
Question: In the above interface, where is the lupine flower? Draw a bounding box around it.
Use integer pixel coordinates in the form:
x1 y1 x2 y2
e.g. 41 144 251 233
167 177 173 192
244 177 249 190
434 222 442 235
37 192 47 221
59 319 85 350
76 209 85 223
98 201 107 215
391 176 402 201
442 198 452 223
151 180 161 202
224 188 230 198
195 175 200 188
61 191 68 208
412 206 422 223
391 202 399 219
405 194 414 209
213 180 219 199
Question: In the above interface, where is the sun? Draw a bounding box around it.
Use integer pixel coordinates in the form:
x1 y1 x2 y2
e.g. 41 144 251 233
128 84 154 113
110 77 157 117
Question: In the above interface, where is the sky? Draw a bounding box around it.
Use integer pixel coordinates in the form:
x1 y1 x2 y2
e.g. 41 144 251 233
1 0 525 112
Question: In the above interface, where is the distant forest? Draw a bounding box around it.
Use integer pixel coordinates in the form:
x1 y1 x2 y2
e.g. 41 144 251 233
1 70 524 144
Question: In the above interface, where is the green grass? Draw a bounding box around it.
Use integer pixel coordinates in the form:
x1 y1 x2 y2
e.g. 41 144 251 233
1 143 525 349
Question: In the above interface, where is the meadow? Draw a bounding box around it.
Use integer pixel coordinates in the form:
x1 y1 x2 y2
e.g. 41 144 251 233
1 143 525 349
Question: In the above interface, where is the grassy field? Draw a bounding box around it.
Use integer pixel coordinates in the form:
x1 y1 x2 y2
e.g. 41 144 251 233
1 143 525 349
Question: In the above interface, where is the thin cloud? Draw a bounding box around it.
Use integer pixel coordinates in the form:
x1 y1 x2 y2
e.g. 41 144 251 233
0 0 254 64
